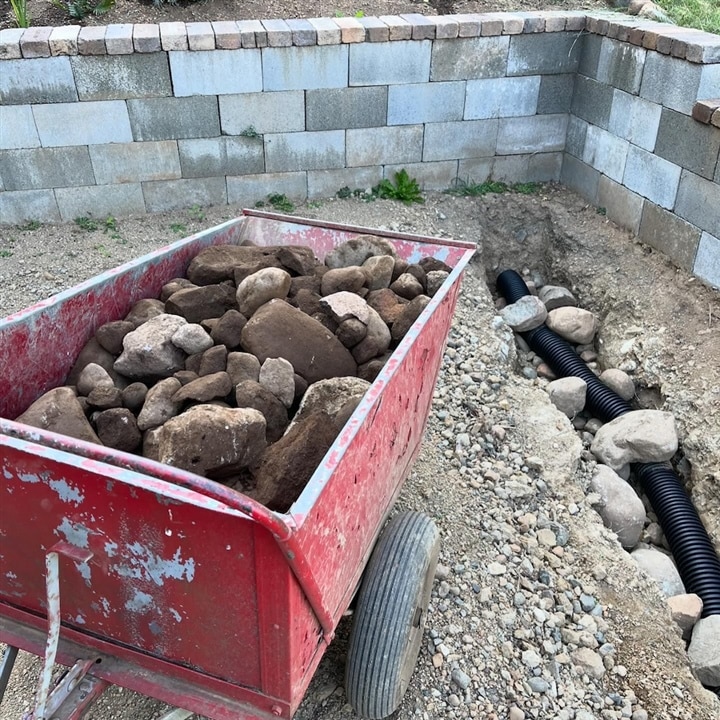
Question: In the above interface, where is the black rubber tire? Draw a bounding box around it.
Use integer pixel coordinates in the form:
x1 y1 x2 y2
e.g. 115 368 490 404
345 511 441 719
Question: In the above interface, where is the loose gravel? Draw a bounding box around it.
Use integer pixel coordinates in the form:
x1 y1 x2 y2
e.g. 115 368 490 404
1 188 718 720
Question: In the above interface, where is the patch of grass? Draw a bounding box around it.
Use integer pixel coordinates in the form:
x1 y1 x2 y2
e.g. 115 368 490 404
239 125 260 138
51 0 115 20
10 0 30 28
18 220 41 231
170 223 188 235
74 216 99 232
307 200 323 209
104 215 118 233
188 205 206 222
513 182 541 195
336 186 352 199
656 0 720 34
267 193 295 213
445 178 509 197
373 169 424 205
0 249 13 258
94 244 111 257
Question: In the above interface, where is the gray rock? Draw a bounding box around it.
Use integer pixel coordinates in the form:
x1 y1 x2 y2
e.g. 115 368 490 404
16 386 101 445
291 376 370 432
538 284 577 311
426 270 449 297
236 267 292 317
235 380 289 443
259 357 296 409
114 314 188 380
500 295 547 332
226 352 261 385
589 465 646 549
590 410 678 471
336 318 368 347
572 647 606 679
121 382 148 413
137 377 182 431
688 615 720 686
86 385 123 410
600 368 635 401
172 372 233 404
667 594 703 639
630 546 685 597
319 291 370 325
351 305 391 364
547 377 587 417
362 254 395 290
76 362 115 396
324 235 397 269
171 323 214 355
546 307 597 344
155 404 266 479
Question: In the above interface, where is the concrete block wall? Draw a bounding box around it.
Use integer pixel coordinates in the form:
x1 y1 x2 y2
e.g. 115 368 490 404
563 17 720 286
0 11 719 284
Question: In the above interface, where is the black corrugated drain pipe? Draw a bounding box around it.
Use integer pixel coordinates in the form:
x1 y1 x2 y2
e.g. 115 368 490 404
497 269 720 617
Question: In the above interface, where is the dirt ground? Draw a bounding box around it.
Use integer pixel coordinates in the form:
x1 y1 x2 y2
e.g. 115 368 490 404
0 185 719 719
0 0 609 32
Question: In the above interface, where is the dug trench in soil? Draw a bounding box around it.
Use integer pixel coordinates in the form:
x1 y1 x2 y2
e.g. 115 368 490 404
1 186 719 719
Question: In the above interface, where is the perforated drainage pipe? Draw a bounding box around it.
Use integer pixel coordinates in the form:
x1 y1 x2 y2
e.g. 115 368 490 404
497 269 720 617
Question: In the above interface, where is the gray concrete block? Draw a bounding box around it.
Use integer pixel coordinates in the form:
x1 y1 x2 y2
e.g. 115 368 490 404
674 170 720 236
0 105 40 149
265 130 345 172
262 19 293 47
507 32 580 76
491 155 533 184
142 177 228 213
423 120 498 161
699 64 720 102
0 189 60 224
307 166 383 198
456 158 493 185
134 24 161 53
178 137 264 178
49 25 80 56
127 97 220 141
497 114 568 155
640 53 704 115
77 26 106 56
227 171 307 206
0 147 94 190
383 161 458 190
608 90 661 152
186 22 215 52
377 16 412 41
90 141 181 184
464 76 540 120
598 175 644 234
350 40 431 85
71 53 172 101
639 202 701 272
596 37 646 94
307 86 387 130
358 17 390 43
623 145 681 210
20 26 52 58
264 45 348 90
348 125 425 166
0 28 24 59
286 18 317 46
578 31 602 78
220 91 305 135
565 115 588 159
307 18 342 45
694 231 720 287
528 152 564 182
55 184 146 220
0 57 77 105
160 22 188 51
571 75 614 130
105 24 134 55
33 101 133 147
582 125 629 183
388 82 465 124
655 108 720 180
561 154 600 205
430 36 509 81
170 49 263 97
537 74 574 114
213 21 241 50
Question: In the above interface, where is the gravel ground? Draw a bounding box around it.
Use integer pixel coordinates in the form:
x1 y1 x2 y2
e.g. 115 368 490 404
1 187 719 720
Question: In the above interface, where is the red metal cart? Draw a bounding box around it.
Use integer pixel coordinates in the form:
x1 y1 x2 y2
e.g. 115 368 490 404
0 211 474 720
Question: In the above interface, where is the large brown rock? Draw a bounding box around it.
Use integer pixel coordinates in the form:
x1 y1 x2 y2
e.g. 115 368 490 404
235 380 289 443
186 245 272 285
324 235 397 269
236 267 292 317
291 376 370 430
95 320 135 355
156 405 266 479
233 256 283 286
172 372 233 404
76 363 115 397
125 298 165 327
165 284 237 324
211 309 247 349
95 408 141 453
321 267 366 296
66 337 125 388
241 299 357 383
160 278 196 302
351 306 391 364
137 377 182 431
367 289 407 326
198 345 228 376
16 386 101 444
276 245 318 275
252 410 345 512
227 352 261 385
114 314 188 380
391 295 431 341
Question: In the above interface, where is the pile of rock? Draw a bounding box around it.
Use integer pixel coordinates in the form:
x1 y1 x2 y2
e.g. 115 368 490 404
15 235 450 512
499 272 719 688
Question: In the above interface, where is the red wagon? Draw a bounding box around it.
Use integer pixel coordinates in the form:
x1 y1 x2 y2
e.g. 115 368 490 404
0 211 474 720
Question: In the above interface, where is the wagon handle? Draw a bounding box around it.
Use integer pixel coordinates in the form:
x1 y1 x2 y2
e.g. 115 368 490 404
2 421 337 641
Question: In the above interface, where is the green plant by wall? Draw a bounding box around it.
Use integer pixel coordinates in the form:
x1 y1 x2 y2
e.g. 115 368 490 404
51 0 115 20
373 169 424 205
656 0 720 34
10 0 31 28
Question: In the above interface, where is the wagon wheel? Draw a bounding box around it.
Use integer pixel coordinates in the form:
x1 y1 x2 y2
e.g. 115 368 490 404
345 511 441 719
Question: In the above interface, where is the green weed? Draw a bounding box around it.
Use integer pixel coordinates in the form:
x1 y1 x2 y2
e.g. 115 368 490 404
18 220 41 231
0 249 13 258
445 178 508 197
51 0 115 20
239 125 260 138
513 182 541 195
188 205 206 222
74 216 99 232
336 186 352 199
10 0 30 28
94 244 111 257
104 215 118 233
170 223 188 235
373 169 424 205
597 207 607 216
267 194 295 213
307 200 323 209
